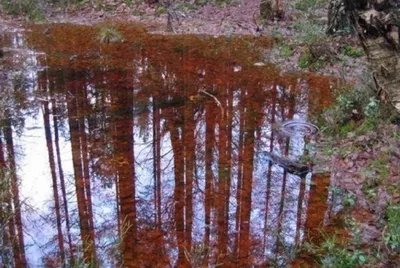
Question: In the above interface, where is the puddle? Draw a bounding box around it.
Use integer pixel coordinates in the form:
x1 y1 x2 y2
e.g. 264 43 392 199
0 23 337 267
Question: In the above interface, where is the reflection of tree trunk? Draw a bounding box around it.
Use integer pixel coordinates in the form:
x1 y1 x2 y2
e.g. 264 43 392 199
238 95 256 265
225 87 233 246
152 97 165 262
303 174 330 242
295 177 306 246
184 101 194 253
263 90 276 256
51 97 74 261
275 170 288 256
204 102 215 266
234 90 245 258
43 100 65 265
77 89 96 257
217 91 228 263
169 114 186 267
0 135 12 266
66 73 96 264
4 118 27 268
263 162 273 252
111 84 137 266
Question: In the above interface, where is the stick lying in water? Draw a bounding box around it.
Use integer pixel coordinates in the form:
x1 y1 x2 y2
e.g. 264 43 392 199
199 89 224 115
263 151 312 176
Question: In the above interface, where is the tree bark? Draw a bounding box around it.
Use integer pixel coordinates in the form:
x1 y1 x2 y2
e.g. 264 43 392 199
328 0 400 111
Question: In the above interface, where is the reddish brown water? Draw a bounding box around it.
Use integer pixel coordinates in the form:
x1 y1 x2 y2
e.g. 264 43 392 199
0 23 335 267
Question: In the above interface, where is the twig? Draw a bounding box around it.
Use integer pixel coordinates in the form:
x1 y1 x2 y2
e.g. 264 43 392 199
199 89 224 115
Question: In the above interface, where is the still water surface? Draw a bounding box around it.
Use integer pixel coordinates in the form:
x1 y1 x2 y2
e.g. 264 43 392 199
0 24 335 267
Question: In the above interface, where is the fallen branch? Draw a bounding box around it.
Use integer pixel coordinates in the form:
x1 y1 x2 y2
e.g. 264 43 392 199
199 89 224 115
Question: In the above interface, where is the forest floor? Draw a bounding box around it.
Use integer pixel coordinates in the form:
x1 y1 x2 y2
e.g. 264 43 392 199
1 0 399 266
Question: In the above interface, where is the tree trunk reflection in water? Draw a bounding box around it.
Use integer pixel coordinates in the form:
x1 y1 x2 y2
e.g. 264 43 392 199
204 100 215 266
4 117 27 268
263 85 277 259
77 87 96 254
183 97 194 255
238 89 258 266
51 95 74 261
42 99 66 266
216 89 228 263
110 79 137 266
234 90 245 258
168 108 187 267
66 70 96 265
0 134 12 266
152 97 166 263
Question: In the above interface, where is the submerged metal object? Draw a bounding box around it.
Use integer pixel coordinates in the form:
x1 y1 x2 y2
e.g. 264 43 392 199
279 120 319 137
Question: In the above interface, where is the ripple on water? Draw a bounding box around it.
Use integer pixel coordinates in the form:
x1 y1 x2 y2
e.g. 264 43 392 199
279 120 320 137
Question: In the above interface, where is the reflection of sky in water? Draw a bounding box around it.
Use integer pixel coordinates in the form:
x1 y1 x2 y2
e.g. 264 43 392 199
16 113 75 266
1 26 336 267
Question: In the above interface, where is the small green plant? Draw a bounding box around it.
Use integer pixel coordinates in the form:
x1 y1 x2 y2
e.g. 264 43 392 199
323 146 335 157
384 205 400 249
338 121 355 137
321 71 396 136
363 187 377 199
293 20 325 43
293 0 326 11
155 5 167 16
341 44 365 58
97 26 124 43
345 216 363 245
343 192 356 207
299 50 311 69
177 2 198 11
321 248 367 268
363 97 380 118
369 157 389 181
278 44 293 59
215 0 237 8
305 233 369 268
1 0 45 21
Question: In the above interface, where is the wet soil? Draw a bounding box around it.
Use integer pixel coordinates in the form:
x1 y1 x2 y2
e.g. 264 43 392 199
0 0 367 78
